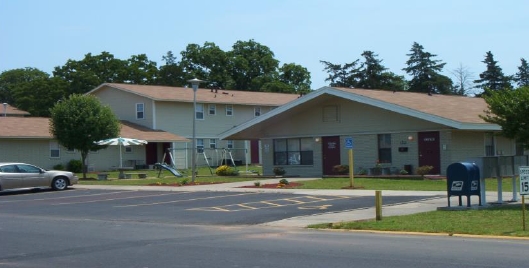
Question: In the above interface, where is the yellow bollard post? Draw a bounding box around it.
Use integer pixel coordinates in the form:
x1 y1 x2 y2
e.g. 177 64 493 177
375 190 382 221
349 149 354 188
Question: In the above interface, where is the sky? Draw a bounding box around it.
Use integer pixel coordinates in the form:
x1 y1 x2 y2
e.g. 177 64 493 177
1 0 527 91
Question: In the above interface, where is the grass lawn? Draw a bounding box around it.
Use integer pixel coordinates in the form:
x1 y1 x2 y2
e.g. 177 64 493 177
309 204 529 238
78 165 263 185
296 177 519 192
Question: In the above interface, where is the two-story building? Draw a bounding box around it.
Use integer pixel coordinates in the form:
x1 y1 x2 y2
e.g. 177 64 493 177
87 83 300 170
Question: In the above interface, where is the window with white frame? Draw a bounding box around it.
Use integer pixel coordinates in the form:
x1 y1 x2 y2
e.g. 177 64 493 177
208 104 216 115
197 139 204 153
209 139 216 149
66 148 75 153
50 141 60 158
378 134 392 163
136 103 144 119
227 140 234 149
196 103 204 120
273 138 313 165
226 104 233 116
254 106 261 117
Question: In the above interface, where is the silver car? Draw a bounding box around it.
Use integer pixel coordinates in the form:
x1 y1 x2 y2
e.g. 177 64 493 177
0 162 79 191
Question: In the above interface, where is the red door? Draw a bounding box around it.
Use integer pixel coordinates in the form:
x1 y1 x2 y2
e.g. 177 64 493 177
322 136 341 175
146 143 158 165
418 131 441 174
250 140 259 164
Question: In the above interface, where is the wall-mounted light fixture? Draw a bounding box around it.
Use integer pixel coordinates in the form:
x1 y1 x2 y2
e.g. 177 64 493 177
407 135 414 141
314 137 321 143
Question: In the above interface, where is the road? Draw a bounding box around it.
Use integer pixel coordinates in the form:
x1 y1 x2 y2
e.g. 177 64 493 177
0 188 526 267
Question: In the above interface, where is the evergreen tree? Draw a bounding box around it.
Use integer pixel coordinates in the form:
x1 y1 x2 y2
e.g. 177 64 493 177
514 58 529 88
320 60 361 87
357 51 406 91
474 51 512 95
403 42 452 94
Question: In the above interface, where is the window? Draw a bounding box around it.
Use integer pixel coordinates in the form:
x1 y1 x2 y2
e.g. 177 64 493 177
125 146 132 153
136 103 144 119
208 104 216 115
273 138 313 165
226 105 233 116
196 103 204 120
227 140 234 149
254 106 261 117
196 139 204 153
378 134 392 163
516 142 525 156
485 133 495 156
50 141 60 158
66 148 75 153
209 139 216 149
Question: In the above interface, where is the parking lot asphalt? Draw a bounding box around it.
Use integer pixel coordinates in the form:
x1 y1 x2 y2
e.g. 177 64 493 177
73 177 463 227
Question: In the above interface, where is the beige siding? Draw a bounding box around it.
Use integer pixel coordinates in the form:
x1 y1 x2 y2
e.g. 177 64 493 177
0 140 80 170
263 98 444 138
93 86 154 128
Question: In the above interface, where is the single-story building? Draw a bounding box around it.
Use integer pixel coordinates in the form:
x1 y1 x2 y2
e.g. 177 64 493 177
220 86 525 177
0 117 188 171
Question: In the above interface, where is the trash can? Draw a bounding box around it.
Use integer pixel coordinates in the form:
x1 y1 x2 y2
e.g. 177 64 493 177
446 162 481 207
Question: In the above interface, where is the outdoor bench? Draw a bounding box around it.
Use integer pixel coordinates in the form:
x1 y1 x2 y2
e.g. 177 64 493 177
124 172 148 179
97 173 109 180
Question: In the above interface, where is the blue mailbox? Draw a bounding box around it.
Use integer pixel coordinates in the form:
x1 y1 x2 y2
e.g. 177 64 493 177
446 162 482 207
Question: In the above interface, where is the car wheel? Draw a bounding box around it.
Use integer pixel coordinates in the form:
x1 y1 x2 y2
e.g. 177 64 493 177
52 177 68 191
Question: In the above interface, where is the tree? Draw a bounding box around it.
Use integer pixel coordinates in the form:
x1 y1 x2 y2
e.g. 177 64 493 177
156 51 185 87
121 54 158 84
53 52 126 95
514 58 529 88
403 42 452 94
474 51 512 95
357 51 406 91
179 42 232 89
320 60 361 87
0 67 50 105
450 63 474 95
12 76 68 116
228 39 279 91
481 86 529 149
49 94 120 179
278 63 311 93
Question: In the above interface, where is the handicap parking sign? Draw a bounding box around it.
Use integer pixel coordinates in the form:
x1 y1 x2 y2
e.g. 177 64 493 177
345 137 353 149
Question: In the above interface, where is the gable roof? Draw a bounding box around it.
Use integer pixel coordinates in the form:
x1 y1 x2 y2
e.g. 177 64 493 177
1 103 30 117
0 117 188 142
219 86 501 140
88 83 301 106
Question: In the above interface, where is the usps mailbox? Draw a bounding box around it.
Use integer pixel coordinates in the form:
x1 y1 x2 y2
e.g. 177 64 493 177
446 162 482 207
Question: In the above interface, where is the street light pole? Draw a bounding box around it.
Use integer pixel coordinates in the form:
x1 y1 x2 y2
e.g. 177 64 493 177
188 78 203 183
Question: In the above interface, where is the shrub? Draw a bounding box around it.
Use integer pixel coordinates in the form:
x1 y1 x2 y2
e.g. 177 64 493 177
53 164 65 170
279 178 289 185
400 169 409 175
332 165 349 175
416 165 434 177
215 165 238 176
254 181 261 187
181 178 189 185
357 168 367 175
67 159 82 173
273 167 286 176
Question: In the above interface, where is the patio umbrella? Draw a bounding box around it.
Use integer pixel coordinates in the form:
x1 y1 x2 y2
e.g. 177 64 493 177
95 137 148 168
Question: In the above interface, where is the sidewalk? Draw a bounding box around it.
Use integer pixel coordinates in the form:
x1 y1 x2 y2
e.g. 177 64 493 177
76 177 517 228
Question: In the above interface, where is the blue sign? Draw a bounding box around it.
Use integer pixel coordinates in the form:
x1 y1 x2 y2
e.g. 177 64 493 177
345 137 353 149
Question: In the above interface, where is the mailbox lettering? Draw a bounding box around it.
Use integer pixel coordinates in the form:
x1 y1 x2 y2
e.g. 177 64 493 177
451 181 463 191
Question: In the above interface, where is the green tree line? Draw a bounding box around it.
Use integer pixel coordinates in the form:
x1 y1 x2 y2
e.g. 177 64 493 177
1 40 528 117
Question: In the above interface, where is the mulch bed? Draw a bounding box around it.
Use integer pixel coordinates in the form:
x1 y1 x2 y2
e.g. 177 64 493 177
239 182 303 189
